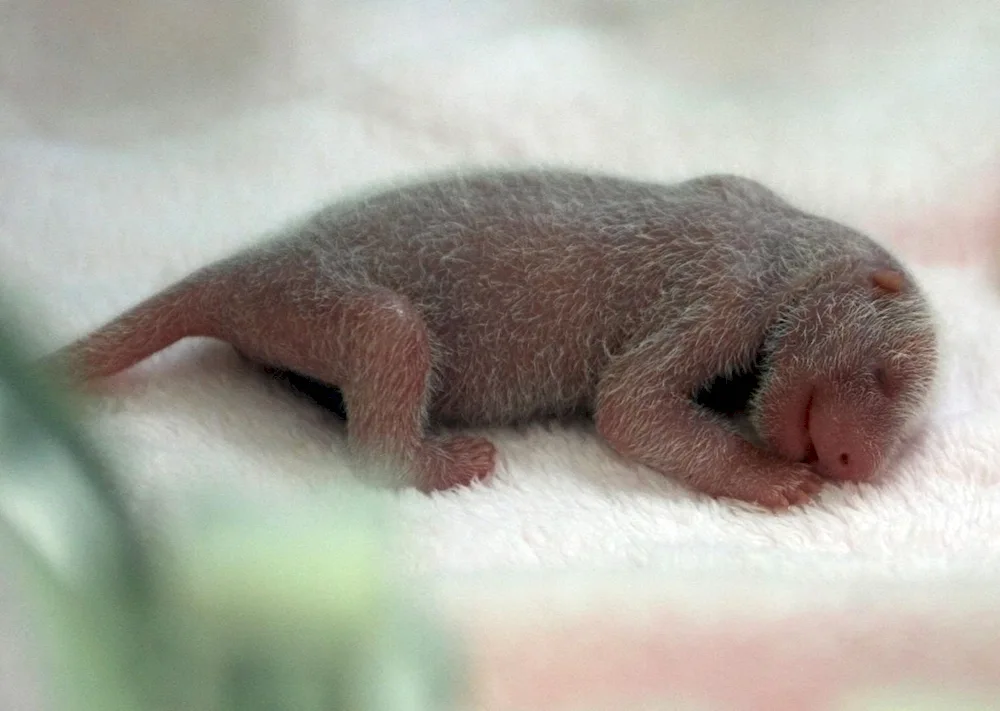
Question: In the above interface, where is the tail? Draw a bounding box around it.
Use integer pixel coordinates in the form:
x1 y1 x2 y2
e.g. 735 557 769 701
41 277 213 383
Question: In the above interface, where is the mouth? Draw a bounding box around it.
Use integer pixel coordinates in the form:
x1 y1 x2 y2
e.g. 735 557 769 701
766 381 818 464
800 389 818 465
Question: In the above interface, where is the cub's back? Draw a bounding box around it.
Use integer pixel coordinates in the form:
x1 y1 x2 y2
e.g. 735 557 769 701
285 170 806 424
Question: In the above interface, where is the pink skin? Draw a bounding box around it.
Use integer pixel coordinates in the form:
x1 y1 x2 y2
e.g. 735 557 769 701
770 381 881 483
808 385 881 482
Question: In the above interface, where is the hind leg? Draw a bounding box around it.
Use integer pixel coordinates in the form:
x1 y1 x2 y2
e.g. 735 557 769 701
227 285 495 492
336 290 496 491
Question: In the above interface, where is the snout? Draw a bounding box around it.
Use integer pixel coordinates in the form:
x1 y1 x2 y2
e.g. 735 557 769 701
807 395 882 482
812 437 879 481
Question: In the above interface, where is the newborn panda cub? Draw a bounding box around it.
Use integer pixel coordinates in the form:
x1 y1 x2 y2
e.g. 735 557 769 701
45 169 939 508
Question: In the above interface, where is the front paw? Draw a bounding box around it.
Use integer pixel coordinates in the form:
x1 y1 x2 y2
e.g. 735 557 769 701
694 460 824 510
732 462 825 510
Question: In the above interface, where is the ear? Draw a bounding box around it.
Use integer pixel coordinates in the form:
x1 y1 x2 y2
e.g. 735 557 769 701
871 268 905 294
686 174 784 207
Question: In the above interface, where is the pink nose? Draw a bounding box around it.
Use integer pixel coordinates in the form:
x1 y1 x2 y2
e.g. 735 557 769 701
815 444 877 482
808 400 879 482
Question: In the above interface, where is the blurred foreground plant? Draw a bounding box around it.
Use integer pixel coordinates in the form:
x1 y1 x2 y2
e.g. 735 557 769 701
0 291 460 711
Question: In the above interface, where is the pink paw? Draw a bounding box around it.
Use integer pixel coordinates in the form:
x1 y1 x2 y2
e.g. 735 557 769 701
416 435 497 492
738 464 825 510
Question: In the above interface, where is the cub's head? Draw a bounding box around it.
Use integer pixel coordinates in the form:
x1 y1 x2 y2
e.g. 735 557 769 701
750 260 939 482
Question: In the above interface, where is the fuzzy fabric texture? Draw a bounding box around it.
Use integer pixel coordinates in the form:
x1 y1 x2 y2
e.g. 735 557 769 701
3 1 1000 709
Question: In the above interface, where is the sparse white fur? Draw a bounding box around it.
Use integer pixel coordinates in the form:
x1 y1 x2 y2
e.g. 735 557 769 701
50 169 939 506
